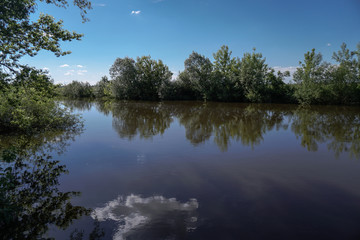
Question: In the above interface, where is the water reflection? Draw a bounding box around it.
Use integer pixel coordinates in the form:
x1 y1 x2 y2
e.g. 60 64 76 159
110 102 173 140
92 194 198 240
0 128 95 239
63 99 94 112
177 103 290 151
291 106 360 158
65 100 360 158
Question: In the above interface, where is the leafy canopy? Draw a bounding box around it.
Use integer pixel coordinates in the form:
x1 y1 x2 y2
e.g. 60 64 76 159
0 0 92 73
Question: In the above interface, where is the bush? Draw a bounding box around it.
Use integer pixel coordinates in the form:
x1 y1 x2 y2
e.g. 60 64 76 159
94 76 111 98
0 70 81 134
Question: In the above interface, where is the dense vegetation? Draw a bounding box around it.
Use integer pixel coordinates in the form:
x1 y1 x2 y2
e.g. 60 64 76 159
0 1 99 238
61 43 360 105
0 0 91 133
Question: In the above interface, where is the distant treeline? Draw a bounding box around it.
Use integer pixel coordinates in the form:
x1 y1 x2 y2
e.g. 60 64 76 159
59 43 360 105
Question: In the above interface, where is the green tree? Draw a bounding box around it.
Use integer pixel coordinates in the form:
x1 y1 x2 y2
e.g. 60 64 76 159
328 43 360 103
94 76 111 98
0 0 91 133
0 0 91 73
61 80 93 98
163 72 198 100
212 45 241 101
182 51 213 100
293 49 327 105
109 56 172 101
239 48 268 102
109 57 138 99
135 56 172 101
0 70 80 133
264 69 294 103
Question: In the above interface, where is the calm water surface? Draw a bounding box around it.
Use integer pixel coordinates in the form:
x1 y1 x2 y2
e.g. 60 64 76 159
2 101 360 239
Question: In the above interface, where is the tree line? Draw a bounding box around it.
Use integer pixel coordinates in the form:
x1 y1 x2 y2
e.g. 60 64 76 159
60 43 360 105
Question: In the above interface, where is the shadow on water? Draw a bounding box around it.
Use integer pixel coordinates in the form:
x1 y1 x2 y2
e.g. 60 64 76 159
0 127 104 239
63 100 360 158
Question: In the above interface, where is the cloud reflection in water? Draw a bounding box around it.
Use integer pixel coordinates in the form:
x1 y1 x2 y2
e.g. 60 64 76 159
91 194 199 240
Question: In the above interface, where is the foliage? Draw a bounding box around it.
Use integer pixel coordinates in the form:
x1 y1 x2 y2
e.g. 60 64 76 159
293 49 328 105
109 57 138 99
0 69 81 134
212 46 241 101
162 74 198 100
61 43 360 105
61 80 94 98
93 75 111 98
135 56 172 100
109 56 172 101
182 51 213 100
326 43 360 104
0 0 90 133
264 70 295 103
0 0 91 73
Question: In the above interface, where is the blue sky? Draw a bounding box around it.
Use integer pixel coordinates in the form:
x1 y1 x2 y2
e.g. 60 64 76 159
22 0 360 84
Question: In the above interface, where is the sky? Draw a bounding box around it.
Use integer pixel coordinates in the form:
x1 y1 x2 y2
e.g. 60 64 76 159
22 0 360 85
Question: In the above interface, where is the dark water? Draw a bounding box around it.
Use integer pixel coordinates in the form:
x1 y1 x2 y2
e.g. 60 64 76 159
1 101 360 240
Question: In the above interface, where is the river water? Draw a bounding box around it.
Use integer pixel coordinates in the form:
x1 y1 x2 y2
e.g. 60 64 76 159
2 100 360 239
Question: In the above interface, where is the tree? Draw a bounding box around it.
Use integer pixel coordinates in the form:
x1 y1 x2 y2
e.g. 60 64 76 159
239 48 268 102
293 49 327 105
61 80 93 98
264 69 293 103
182 51 213 100
94 76 110 98
0 0 92 73
109 57 138 99
212 45 241 101
0 0 91 132
109 56 172 100
328 42 360 103
0 69 80 133
135 56 172 101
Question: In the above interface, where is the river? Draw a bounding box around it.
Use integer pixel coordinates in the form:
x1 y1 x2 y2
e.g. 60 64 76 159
2 100 360 240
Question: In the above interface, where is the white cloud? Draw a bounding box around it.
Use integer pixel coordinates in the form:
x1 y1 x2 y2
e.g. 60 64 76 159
60 64 69 68
77 70 88 75
171 71 179 81
273 66 298 74
42 67 49 71
92 194 198 240
272 66 299 83
95 3 106 7
64 69 75 76
76 65 84 68
327 43 331 47
131 10 141 15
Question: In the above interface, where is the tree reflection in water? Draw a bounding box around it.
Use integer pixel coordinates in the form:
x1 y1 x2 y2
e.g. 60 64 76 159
110 101 173 140
89 100 360 158
291 105 360 158
0 127 103 239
